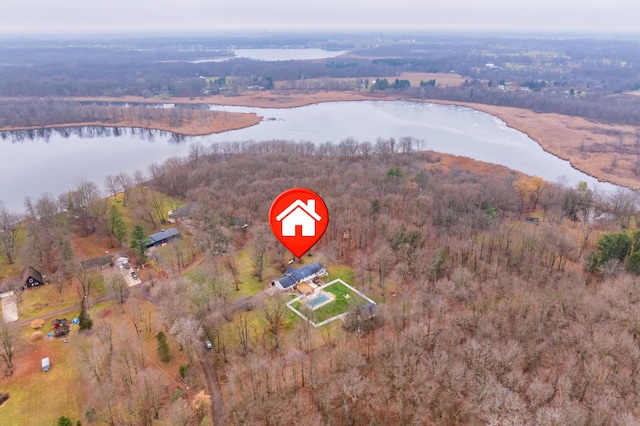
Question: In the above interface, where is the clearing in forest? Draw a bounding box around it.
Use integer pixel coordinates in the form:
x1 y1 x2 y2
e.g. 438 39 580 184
287 278 375 327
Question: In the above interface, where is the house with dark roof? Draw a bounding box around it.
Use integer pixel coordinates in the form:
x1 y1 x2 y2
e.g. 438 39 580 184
167 203 199 223
146 228 180 248
271 262 327 291
21 266 44 289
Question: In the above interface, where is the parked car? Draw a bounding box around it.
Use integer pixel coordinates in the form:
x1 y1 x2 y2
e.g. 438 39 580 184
131 271 139 280
205 340 212 350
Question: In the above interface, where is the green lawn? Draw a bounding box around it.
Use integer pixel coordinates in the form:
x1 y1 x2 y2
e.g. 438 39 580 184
217 300 298 354
182 246 281 303
325 265 355 284
0 226 29 284
16 272 106 322
232 249 270 300
291 280 371 325
111 189 183 236
1 338 84 426
19 286 79 321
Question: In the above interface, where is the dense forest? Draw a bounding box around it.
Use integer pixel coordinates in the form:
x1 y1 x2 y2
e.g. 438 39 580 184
147 142 640 424
4 139 640 424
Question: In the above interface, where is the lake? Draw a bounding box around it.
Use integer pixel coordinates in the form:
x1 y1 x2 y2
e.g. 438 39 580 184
190 48 349 63
0 101 620 212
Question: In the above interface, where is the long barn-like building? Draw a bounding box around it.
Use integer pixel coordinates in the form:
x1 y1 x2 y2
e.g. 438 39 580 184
146 228 180 248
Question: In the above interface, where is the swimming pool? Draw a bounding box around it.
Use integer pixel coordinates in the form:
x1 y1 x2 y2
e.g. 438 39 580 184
305 293 332 310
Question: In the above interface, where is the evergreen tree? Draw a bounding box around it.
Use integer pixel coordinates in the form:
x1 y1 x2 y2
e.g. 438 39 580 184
79 299 93 331
156 331 170 362
108 205 127 248
130 225 149 263
57 416 73 426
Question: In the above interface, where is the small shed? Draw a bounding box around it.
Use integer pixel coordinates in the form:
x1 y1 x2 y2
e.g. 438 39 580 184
41 357 50 372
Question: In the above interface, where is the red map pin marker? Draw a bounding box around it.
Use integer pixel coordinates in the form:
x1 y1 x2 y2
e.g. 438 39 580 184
269 188 329 258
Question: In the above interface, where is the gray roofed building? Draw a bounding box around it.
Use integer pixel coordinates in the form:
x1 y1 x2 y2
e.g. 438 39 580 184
80 254 114 271
168 203 199 223
271 262 327 291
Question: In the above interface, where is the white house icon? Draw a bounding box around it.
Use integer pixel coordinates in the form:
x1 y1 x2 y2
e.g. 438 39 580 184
276 199 322 237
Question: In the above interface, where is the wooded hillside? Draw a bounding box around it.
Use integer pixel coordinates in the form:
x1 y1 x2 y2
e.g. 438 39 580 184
3 139 639 424
136 140 639 424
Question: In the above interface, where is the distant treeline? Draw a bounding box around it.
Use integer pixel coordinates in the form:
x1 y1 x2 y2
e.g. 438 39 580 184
2 35 640 126
0 99 221 131
409 85 640 126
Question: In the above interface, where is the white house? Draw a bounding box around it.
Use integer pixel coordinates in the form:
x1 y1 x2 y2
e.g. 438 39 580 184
276 199 322 237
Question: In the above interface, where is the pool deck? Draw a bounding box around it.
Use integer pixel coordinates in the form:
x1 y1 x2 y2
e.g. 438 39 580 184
287 278 376 328
304 291 335 310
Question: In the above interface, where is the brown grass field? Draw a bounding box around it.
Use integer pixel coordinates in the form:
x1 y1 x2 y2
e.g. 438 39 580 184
1 330 84 426
443 102 640 189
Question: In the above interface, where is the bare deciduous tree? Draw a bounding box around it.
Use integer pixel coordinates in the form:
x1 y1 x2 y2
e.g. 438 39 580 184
250 224 270 282
77 267 100 299
374 243 395 290
262 296 287 350
104 174 119 198
116 173 134 207
170 316 204 354
0 319 18 369
235 311 251 356
0 202 20 264
106 273 130 311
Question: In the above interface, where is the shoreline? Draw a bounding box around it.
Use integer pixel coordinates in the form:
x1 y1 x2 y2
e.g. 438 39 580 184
422 100 631 190
0 117 263 137
0 92 634 189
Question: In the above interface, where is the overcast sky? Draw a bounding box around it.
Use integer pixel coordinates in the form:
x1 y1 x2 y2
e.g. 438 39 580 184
1 0 639 34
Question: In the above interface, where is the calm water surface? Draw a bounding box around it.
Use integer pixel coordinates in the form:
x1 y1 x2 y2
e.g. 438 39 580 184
0 101 619 212
203 101 620 189
191 48 348 63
